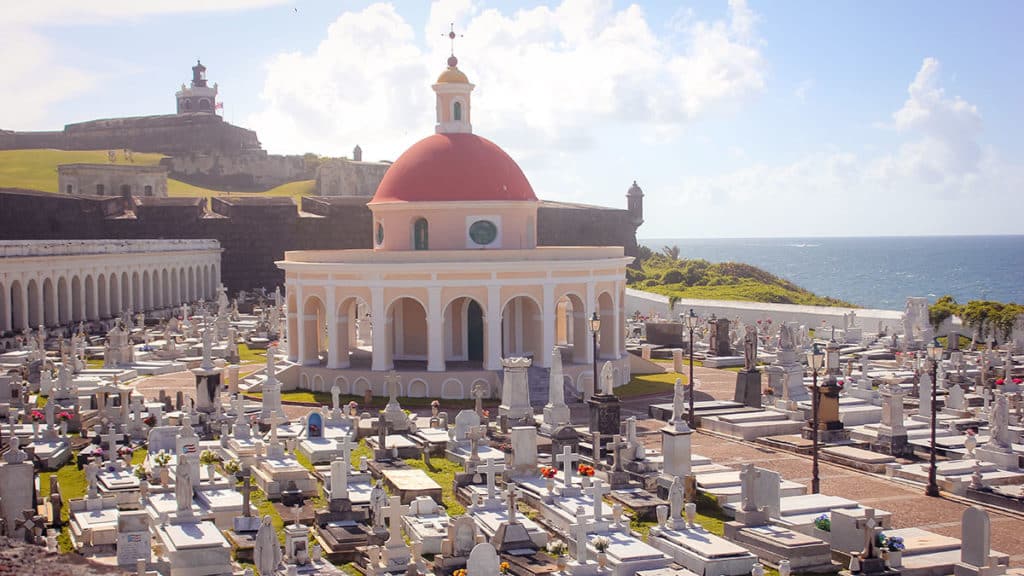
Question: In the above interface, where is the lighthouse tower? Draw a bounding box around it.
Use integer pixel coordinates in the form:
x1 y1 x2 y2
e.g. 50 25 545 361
175 60 219 114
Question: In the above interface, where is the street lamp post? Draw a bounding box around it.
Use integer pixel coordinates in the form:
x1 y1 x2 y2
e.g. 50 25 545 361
807 343 825 494
926 338 943 497
590 312 601 395
683 309 699 427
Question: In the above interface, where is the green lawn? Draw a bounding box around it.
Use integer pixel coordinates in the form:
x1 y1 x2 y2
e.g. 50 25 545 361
617 372 683 397
0 148 316 199
402 454 466 516
237 343 267 364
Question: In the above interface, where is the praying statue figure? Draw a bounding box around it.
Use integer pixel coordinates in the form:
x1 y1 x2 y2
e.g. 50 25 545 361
254 515 282 576
175 461 194 512
667 475 685 523
778 323 795 351
369 480 387 530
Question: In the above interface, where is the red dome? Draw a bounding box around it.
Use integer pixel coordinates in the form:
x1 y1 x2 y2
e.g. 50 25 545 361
370 133 537 204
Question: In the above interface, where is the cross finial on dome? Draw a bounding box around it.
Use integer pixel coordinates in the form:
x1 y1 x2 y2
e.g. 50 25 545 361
443 22 463 65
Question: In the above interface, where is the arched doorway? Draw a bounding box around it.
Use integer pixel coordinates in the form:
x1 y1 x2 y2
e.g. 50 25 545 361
108 273 120 317
97 275 108 318
444 297 485 365
388 297 428 369
71 276 83 322
27 279 41 327
501 295 542 359
300 295 326 366
43 277 56 326
556 293 589 363
333 296 370 369
85 275 96 320
10 281 24 331
0 282 8 332
57 276 70 325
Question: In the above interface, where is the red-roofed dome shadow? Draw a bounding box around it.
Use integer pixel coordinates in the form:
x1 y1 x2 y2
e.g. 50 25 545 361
370 133 537 204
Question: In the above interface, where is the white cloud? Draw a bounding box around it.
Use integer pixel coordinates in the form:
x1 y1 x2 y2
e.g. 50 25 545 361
656 58 1023 237
0 0 289 130
5 1 288 25
249 0 767 160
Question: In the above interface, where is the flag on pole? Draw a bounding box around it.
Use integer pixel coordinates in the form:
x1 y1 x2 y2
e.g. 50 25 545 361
215 102 224 111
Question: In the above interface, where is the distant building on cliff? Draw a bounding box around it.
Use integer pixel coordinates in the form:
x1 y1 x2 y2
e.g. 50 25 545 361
58 164 169 198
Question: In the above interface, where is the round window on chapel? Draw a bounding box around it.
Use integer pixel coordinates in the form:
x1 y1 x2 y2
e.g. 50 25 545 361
376 223 384 246
469 220 498 246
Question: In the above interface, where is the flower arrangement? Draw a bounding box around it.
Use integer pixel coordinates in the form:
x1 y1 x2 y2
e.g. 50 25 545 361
540 466 557 479
500 561 510 574
482 409 490 419
591 535 610 553
57 411 73 422
577 464 595 477
1014 378 1023 385
497 442 513 454
223 459 242 475
30 410 44 422
117 445 134 459
153 450 171 467
966 428 976 437
813 514 831 532
133 464 148 480
546 539 567 557
996 378 1005 386
143 415 156 427
431 400 440 409
763 387 774 396
199 449 221 465
885 535 905 552
453 570 467 576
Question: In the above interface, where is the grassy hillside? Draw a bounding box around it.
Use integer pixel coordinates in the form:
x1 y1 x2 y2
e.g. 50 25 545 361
630 247 855 307
0 149 315 199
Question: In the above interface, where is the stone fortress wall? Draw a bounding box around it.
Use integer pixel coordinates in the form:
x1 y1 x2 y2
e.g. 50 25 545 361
0 189 641 294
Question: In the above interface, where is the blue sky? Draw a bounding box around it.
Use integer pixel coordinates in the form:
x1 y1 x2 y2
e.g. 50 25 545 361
4 1 1021 237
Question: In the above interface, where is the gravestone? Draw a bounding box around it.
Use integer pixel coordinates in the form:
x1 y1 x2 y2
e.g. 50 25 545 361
874 383 910 456
541 347 571 434
954 506 1004 576
510 426 538 477
116 511 150 567
735 325 762 407
499 357 535 426
467 542 500 575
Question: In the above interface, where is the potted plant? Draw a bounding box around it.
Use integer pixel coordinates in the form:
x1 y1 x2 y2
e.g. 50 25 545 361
224 458 242 479
153 450 172 485
29 409 43 436
577 463 595 487
546 539 567 570
200 449 221 483
57 410 73 435
592 535 610 567
882 534 904 567
117 445 134 465
540 466 557 493
133 464 148 481
499 561 510 574
812 513 831 541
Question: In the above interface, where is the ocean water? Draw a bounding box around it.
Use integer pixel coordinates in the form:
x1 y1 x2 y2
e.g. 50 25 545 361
640 236 1024 311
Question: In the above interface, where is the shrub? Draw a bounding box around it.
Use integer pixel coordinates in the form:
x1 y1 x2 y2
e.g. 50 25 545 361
662 270 684 284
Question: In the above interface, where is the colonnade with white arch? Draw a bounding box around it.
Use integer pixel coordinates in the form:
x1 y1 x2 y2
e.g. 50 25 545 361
280 253 631 374
0 240 222 332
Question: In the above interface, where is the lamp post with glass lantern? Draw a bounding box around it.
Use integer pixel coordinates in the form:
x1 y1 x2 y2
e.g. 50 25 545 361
926 338 943 497
590 312 601 394
807 343 825 494
682 309 699 427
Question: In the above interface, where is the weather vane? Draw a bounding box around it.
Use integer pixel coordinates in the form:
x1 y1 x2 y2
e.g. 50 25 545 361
443 22 463 57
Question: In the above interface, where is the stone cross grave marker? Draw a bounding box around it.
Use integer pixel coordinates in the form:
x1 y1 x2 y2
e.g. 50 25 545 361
556 445 580 487
383 495 410 545
584 478 610 522
478 458 505 502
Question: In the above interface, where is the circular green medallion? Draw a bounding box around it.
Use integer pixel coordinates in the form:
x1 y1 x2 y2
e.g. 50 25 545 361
469 220 497 245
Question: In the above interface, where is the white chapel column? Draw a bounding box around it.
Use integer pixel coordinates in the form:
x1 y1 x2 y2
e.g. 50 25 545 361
539 283 555 368
612 282 622 358
485 284 502 371
427 286 444 372
371 285 391 371
294 284 307 364
583 282 595 366
326 288 341 369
